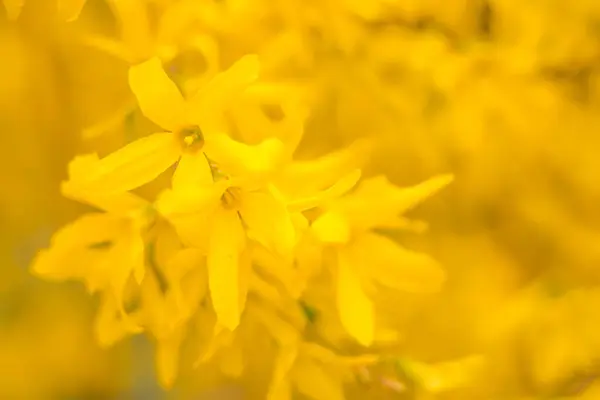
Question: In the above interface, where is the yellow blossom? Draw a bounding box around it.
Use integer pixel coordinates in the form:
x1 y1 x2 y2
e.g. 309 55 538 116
69 54 285 196
310 174 453 346
155 169 297 330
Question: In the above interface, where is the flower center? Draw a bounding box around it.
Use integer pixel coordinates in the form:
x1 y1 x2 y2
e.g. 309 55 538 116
221 187 243 210
176 125 204 153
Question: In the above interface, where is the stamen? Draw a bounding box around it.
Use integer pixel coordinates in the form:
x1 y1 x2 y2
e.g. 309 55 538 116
176 125 204 152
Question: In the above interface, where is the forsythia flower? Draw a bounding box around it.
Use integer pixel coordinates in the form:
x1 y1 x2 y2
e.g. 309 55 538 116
72 55 284 196
310 174 452 346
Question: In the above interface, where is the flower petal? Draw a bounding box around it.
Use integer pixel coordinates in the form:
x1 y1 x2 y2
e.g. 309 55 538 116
165 248 207 321
172 151 214 190
62 155 150 214
240 190 295 257
249 306 299 346
349 233 446 294
204 135 285 177
190 54 260 126
129 57 186 130
155 181 226 218
207 208 246 330
155 328 185 389
311 211 351 245
293 358 345 400
341 174 454 230
336 249 374 347
276 138 372 199
101 232 145 318
78 133 180 194
287 169 361 212
94 291 141 348
164 213 212 253
267 346 297 400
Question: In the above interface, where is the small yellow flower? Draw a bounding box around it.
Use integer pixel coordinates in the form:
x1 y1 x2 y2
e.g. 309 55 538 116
156 174 296 331
311 174 453 346
70 55 285 196
32 155 153 334
30 207 148 320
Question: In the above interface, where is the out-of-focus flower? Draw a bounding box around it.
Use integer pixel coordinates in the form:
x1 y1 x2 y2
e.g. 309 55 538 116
310 174 452 346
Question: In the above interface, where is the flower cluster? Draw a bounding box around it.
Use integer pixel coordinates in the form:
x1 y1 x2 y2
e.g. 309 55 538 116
30 48 453 396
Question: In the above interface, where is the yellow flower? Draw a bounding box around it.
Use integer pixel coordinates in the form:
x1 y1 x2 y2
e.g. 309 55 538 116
265 322 379 400
70 54 285 196
310 174 453 346
30 207 149 320
194 272 379 400
31 155 153 328
139 245 209 388
155 141 364 332
156 171 296 331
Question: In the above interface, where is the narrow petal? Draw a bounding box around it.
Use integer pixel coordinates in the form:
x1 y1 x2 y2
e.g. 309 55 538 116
58 0 86 22
251 246 299 300
293 236 323 297
276 138 372 199
287 169 361 212
267 346 298 400
62 155 150 214
78 133 180 194
94 292 141 348
342 174 454 230
311 211 351 245
190 54 260 125
164 212 212 253
129 57 186 130
204 135 285 177
293 359 345 400
3 0 24 20
165 248 207 319
240 190 295 257
336 249 374 347
207 208 246 330
172 151 214 190
349 233 446 294
155 181 226 217
155 328 184 389
101 232 145 319
164 248 204 284
237 249 252 321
